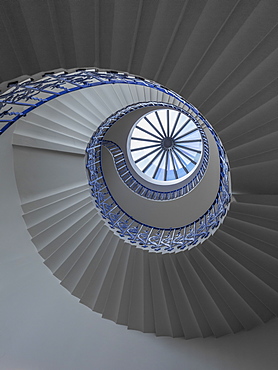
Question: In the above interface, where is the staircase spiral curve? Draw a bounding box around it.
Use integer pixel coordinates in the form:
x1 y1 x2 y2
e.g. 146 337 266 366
0 68 276 339
0 0 277 342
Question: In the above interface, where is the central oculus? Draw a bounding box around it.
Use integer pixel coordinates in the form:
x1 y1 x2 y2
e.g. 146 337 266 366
162 137 175 150
128 109 203 185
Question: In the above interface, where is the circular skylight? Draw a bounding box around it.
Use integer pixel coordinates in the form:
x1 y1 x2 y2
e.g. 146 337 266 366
128 109 203 185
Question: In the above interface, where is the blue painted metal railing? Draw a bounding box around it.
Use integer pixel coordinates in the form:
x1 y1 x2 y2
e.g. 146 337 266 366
0 69 231 252
0 69 202 134
0 68 224 137
87 101 231 252
103 139 208 200
101 102 209 201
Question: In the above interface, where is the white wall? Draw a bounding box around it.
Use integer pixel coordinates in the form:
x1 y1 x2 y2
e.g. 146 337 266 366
0 126 278 370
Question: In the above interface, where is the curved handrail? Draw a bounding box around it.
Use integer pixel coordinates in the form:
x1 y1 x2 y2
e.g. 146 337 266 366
0 69 191 134
0 68 227 142
103 139 209 201
87 102 231 252
101 101 210 201
0 69 231 252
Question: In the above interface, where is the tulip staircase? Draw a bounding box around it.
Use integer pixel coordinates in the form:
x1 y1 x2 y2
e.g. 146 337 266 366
0 0 277 342
0 68 276 340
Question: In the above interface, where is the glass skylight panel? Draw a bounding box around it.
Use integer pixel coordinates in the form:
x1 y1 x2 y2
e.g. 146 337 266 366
129 109 203 185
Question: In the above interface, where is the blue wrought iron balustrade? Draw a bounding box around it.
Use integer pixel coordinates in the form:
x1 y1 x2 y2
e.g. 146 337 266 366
0 68 231 251
0 69 181 133
103 139 209 201
1 69 221 138
87 104 231 252
87 136 230 252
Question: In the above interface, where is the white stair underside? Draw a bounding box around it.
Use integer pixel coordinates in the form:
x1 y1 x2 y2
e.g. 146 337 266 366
11 82 278 339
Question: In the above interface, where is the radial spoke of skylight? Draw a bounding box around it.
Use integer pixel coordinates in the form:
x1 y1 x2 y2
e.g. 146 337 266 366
164 150 169 181
158 110 169 136
152 150 166 179
175 147 197 165
142 149 164 174
170 150 178 179
172 118 191 139
135 125 162 141
170 112 181 137
144 116 164 139
130 142 161 162
155 111 167 137
128 108 204 184
175 139 201 144
174 127 198 141
173 150 189 174
131 143 161 152
135 146 161 164
131 137 161 143
175 144 201 154
167 110 170 137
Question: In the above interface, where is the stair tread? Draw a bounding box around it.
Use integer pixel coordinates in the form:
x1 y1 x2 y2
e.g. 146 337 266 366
22 183 89 213
53 219 104 280
102 243 132 322
191 247 263 330
61 226 111 293
32 201 94 251
23 188 91 227
204 240 278 319
177 252 233 337
94 240 126 314
79 234 120 308
28 196 92 237
163 254 203 339
148 253 174 337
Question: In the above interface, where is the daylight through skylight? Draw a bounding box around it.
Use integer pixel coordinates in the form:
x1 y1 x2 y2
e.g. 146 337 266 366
129 109 203 185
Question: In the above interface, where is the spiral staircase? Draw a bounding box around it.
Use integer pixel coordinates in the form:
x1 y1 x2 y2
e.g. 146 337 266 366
0 0 278 344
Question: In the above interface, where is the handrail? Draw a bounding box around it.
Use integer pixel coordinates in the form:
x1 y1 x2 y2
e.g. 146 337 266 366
0 69 231 252
0 69 201 134
101 101 210 201
87 102 231 252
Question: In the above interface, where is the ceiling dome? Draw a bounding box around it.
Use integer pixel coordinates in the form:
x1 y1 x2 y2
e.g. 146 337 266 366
128 108 204 185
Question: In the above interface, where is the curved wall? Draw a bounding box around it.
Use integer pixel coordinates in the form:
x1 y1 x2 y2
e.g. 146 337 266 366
102 107 220 228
